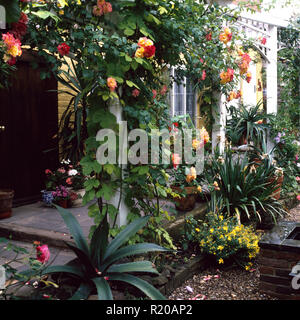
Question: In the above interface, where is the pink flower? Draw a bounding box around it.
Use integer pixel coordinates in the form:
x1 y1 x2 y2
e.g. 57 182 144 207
297 195 300 201
152 89 157 99
160 85 168 96
66 178 72 185
45 169 53 175
201 70 206 81
261 37 267 45
57 168 66 174
132 89 140 97
296 155 299 161
296 177 300 182
171 153 181 169
36 245 50 264
7 57 16 66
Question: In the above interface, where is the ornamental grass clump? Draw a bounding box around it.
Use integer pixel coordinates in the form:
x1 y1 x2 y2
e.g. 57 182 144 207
184 212 261 270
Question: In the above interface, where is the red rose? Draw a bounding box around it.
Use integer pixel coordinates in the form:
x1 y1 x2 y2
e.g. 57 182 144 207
19 12 28 25
57 43 70 56
144 45 156 58
173 122 179 127
205 32 212 41
11 22 27 39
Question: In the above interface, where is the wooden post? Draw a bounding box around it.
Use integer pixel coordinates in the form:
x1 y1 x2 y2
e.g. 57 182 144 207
108 97 129 227
266 24 278 152
212 92 226 154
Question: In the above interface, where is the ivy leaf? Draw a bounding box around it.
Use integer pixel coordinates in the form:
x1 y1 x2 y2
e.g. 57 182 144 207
126 80 140 89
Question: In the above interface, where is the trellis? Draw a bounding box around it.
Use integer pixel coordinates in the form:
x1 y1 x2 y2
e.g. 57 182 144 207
212 12 288 152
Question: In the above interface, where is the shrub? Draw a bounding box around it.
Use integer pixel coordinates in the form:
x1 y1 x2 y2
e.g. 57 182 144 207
203 148 286 225
184 212 261 270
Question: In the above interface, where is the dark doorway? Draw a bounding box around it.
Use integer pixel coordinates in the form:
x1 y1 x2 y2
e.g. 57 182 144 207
0 52 59 206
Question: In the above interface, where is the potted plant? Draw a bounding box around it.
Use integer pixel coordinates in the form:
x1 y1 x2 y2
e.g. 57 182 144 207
0 189 14 219
226 101 273 147
170 164 201 211
51 185 70 209
63 163 86 207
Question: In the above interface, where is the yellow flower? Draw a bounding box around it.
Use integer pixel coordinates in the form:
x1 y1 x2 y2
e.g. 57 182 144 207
219 215 223 221
213 181 220 191
209 228 214 233
7 45 22 57
186 167 197 183
192 139 201 149
200 127 210 144
217 245 224 251
195 228 200 233
218 258 224 264
197 185 202 193
135 47 145 58
223 225 228 232
59 9 64 15
138 37 153 48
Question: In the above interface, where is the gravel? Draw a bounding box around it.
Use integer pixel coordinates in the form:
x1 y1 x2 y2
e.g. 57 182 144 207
168 203 300 300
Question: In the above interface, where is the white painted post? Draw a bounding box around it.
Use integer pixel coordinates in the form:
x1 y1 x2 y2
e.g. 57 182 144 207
266 24 278 152
108 97 129 227
212 92 226 154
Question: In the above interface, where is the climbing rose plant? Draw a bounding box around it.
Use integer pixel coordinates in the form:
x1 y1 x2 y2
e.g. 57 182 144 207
3 0 258 248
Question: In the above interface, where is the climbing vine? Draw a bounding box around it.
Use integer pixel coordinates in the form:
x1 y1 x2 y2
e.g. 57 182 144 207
1 0 260 247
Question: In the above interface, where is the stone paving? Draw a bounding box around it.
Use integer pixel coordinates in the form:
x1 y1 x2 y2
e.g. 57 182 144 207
1 201 94 238
0 239 75 272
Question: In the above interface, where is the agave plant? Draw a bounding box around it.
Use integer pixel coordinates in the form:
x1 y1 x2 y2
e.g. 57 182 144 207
22 206 169 300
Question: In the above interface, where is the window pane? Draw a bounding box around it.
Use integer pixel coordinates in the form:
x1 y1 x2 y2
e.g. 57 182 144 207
186 77 195 124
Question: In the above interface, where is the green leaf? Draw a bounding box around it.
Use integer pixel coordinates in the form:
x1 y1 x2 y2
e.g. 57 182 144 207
138 166 149 175
91 277 113 300
107 261 159 274
102 243 170 271
65 242 96 277
126 80 140 89
124 28 135 36
90 214 109 267
109 274 165 300
103 216 150 260
54 205 90 257
69 282 93 300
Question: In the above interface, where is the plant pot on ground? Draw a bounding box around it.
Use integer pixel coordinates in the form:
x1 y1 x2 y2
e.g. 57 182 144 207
171 186 197 211
0 189 14 219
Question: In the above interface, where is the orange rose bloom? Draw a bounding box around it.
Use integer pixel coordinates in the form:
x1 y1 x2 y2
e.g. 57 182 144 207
107 77 117 92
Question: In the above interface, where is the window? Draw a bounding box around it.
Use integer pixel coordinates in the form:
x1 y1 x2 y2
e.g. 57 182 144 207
169 68 197 125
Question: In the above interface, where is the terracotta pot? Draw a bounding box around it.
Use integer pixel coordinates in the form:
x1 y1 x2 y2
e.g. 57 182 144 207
239 134 247 146
268 174 284 200
171 186 196 211
0 189 14 219
57 199 68 209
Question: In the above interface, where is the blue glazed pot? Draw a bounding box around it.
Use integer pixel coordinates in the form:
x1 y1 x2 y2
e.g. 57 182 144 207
41 190 54 207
